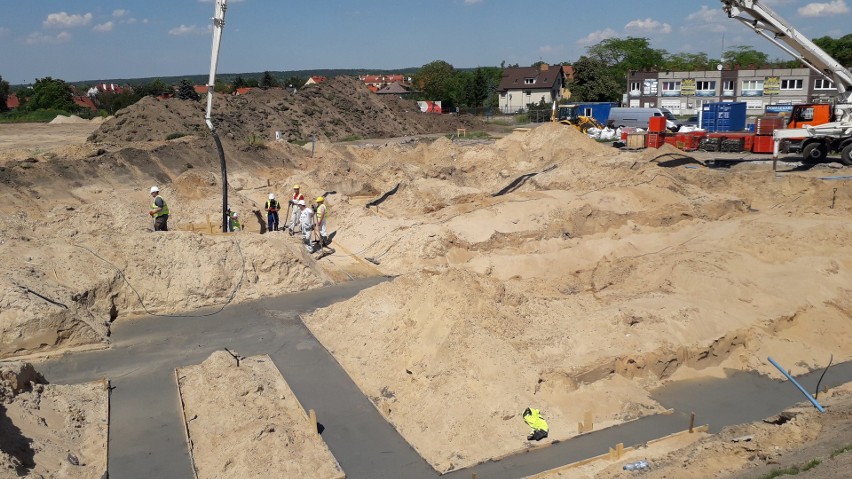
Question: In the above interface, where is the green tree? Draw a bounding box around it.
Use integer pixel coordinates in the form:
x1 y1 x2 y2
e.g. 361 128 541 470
722 46 769 67
569 56 622 102
233 75 247 89
95 89 142 115
587 37 666 95
415 60 459 106
0 75 9 112
136 78 171 97
24 77 76 112
176 79 200 101
259 71 278 89
282 75 306 89
813 34 852 66
664 52 712 72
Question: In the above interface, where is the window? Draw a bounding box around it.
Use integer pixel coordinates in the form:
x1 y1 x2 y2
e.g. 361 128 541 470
781 79 803 90
696 81 716 92
814 79 834 90
661 81 681 96
629 81 641 96
742 79 764 96
722 80 735 96
524 78 535 85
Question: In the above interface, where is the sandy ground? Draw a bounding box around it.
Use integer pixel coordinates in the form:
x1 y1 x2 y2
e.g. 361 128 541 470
177 352 344 479
0 362 108 479
1 79 851 477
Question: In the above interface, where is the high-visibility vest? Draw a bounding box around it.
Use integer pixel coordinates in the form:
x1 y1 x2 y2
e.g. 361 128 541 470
266 199 279 211
523 408 548 432
316 203 327 223
151 196 169 217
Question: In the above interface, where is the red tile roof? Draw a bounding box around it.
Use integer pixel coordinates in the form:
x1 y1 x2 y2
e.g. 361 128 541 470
72 95 97 111
194 85 209 94
6 93 20 110
234 87 253 95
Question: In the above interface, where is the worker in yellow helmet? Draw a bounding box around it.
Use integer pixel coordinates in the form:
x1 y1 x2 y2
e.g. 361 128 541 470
314 196 328 246
522 407 549 441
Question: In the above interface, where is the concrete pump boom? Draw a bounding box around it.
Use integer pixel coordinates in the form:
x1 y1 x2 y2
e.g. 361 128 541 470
205 0 229 232
720 0 852 104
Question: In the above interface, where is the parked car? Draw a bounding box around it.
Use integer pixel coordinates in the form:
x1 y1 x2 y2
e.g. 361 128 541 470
680 116 699 128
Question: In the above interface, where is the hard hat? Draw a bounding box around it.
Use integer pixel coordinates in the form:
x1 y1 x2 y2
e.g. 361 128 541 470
232 212 238 218
523 407 532 417
293 184 300 189
298 199 306 206
316 196 324 203
150 186 159 193
269 193 275 200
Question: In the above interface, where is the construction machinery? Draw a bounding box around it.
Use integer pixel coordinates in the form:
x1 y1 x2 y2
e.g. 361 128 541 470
721 0 852 164
554 104 606 133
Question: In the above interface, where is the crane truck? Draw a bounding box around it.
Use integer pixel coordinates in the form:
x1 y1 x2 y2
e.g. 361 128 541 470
721 0 852 165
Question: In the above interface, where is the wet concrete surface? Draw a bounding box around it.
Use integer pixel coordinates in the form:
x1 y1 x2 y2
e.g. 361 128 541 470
34 277 852 478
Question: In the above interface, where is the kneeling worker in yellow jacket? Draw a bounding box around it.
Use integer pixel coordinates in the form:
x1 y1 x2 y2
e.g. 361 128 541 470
523 407 549 441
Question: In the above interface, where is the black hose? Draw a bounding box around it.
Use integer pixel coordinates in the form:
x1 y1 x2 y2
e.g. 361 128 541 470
211 128 229 233
814 353 833 400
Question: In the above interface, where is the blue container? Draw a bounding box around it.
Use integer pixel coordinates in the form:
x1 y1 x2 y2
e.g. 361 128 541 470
701 102 747 132
577 102 616 126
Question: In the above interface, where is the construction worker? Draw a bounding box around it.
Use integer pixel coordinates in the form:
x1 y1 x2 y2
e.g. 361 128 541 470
522 407 549 441
314 196 328 246
227 206 241 232
298 199 315 252
265 193 280 232
287 184 305 235
148 186 169 231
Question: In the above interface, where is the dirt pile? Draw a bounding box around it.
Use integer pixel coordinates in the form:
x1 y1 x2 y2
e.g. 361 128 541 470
177 352 344 479
0 362 107 478
88 76 483 145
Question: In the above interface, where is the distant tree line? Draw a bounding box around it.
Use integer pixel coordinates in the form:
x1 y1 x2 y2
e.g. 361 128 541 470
2 33 849 118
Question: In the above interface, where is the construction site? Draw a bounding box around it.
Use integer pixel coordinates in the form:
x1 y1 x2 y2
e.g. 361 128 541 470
1 70 852 478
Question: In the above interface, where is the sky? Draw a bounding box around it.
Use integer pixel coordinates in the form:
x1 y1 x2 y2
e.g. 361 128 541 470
0 0 849 85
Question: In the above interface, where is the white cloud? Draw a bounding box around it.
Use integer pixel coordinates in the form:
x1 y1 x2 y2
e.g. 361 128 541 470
577 28 618 46
686 6 721 23
169 24 205 35
798 0 849 16
464 0 484 4
113 9 127 18
23 31 72 45
625 18 672 34
125 18 138 24
93 22 113 33
43 12 92 29
0 27 10 38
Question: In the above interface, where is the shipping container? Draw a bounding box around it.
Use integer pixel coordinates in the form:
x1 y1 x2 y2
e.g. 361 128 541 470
575 102 617 126
701 102 747 132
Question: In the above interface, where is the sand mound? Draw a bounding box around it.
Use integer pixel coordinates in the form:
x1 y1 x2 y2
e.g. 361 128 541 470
178 352 344 479
88 77 483 146
0 362 107 478
49 114 93 124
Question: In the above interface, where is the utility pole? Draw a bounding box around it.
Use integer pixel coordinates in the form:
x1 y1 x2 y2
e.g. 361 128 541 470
205 0 229 232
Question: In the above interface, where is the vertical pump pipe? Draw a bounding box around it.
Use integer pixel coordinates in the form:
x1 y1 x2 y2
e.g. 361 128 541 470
767 356 825 412
205 0 229 232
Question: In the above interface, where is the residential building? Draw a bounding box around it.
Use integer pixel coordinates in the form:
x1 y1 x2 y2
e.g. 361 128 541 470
304 76 327 86
360 74 406 90
625 66 845 115
375 82 412 97
6 93 20 110
497 64 565 113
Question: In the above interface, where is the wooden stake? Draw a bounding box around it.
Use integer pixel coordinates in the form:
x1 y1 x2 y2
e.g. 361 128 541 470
308 409 317 435
616 443 624 458
584 410 593 432
578 421 585 433
206 214 212 233
689 412 695 433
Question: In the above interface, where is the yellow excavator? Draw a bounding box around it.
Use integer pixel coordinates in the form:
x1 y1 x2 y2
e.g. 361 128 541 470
553 104 605 133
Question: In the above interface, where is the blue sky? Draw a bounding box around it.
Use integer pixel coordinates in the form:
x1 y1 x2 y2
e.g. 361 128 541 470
1 1 849 84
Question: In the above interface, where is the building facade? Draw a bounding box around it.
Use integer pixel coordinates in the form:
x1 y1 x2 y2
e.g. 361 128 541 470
498 64 565 114
625 67 839 115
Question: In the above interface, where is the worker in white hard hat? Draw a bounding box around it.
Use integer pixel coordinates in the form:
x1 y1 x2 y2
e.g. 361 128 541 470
314 196 328 246
226 206 241 232
298 199 315 252
287 184 305 235
148 186 169 231
265 193 280 232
